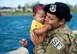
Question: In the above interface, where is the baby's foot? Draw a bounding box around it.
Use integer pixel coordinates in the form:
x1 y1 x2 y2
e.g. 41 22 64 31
19 39 28 47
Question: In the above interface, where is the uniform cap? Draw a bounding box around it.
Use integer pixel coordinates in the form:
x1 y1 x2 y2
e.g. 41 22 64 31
44 2 72 22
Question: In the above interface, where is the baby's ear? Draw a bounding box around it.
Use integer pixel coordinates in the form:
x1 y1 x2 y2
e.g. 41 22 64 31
33 13 35 16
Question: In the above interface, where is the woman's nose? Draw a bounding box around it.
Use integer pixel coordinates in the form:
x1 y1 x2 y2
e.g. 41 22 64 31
45 17 48 21
45 18 48 23
45 18 46 21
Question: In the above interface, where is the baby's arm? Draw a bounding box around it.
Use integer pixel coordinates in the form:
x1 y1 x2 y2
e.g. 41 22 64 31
31 24 51 45
33 24 51 36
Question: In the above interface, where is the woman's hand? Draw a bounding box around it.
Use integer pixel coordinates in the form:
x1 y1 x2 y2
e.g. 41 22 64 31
30 32 39 46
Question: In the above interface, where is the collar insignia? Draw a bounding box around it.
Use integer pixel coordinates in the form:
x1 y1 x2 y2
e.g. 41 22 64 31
49 4 56 12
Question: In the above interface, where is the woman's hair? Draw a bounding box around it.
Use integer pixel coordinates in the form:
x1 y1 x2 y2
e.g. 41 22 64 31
33 4 45 13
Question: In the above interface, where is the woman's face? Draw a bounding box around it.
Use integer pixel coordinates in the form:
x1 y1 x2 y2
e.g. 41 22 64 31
45 12 64 29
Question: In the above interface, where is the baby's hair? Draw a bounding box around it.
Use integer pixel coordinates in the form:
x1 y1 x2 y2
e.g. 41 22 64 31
33 4 45 13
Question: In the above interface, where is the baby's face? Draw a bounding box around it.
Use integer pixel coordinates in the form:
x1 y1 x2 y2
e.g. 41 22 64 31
34 9 46 24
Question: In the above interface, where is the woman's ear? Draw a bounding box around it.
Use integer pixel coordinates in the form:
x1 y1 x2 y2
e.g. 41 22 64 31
59 19 65 25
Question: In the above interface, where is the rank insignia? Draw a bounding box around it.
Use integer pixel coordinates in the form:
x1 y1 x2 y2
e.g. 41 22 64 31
49 4 56 12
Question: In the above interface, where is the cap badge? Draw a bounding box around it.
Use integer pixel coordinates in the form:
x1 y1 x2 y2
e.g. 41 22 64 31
49 4 56 12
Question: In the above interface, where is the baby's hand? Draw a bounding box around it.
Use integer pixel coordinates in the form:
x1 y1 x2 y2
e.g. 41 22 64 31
45 23 51 30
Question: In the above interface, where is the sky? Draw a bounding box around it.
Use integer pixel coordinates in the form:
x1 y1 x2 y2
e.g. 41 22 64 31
0 0 77 7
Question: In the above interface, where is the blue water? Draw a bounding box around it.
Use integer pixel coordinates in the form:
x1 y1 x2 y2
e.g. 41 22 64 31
0 14 77 54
